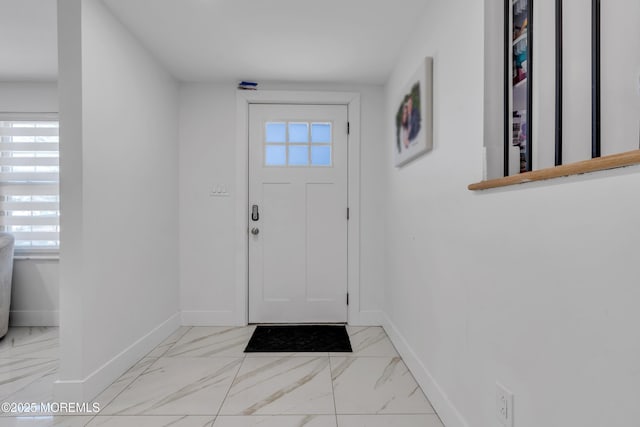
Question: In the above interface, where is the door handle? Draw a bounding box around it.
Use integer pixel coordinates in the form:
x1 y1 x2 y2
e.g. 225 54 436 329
251 227 260 235
251 205 259 221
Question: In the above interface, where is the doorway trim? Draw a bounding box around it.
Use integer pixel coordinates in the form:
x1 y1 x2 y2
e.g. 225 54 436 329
235 90 361 325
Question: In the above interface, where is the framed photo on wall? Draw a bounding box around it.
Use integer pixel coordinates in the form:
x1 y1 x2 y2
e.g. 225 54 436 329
394 56 433 167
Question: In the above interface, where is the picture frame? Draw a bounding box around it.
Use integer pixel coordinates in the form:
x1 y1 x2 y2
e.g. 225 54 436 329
394 56 433 167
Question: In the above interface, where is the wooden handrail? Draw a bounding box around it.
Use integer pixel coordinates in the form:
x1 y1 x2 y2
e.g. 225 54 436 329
469 149 640 191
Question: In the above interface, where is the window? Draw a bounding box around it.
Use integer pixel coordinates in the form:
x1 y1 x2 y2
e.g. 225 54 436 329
0 114 60 253
265 121 332 167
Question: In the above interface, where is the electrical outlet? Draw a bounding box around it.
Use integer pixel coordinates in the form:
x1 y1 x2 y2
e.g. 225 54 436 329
496 382 514 426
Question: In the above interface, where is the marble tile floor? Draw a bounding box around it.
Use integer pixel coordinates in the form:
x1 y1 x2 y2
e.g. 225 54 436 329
0 326 444 427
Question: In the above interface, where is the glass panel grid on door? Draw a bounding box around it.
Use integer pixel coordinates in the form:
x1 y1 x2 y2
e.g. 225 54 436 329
264 121 332 167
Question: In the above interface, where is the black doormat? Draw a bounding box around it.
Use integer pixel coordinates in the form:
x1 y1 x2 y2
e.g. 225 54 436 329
244 325 352 353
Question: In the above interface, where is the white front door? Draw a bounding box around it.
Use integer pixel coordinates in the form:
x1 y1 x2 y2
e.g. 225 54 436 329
248 104 348 323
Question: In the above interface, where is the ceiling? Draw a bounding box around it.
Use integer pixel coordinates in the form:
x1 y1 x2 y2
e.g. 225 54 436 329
1 0 429 85
102 0 428 84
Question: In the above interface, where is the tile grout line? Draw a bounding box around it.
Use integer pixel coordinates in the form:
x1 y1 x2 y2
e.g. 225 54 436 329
94 326 193 416
96 357 160 415
95 327 249 423
328 355 339 427
212 337 248 425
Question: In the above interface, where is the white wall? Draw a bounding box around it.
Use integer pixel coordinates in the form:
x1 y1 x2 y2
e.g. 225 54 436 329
483 0 505 179
56 0 180 400
600 0 640 155
383 1 640 426
179 84 237 324
562 0 592 164
532 0 558 170
10 259 59 326
179 82 386 325
0 82 57 112
0 82 60 326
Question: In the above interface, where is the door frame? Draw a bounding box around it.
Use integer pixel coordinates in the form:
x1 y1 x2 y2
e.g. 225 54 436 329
235 90 361 325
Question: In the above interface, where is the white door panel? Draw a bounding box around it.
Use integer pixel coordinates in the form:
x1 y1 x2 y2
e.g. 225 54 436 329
249 104 348 323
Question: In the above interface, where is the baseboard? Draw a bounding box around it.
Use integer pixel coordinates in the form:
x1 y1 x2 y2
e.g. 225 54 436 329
54 312 181 402
180 310 237 326
349 310 383 326
381 313 469 427
10 310 59 326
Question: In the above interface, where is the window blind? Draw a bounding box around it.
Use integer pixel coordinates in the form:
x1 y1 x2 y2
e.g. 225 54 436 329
0 115 59 253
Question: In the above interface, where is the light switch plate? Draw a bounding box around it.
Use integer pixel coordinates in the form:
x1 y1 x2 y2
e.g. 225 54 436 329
209 184 230 197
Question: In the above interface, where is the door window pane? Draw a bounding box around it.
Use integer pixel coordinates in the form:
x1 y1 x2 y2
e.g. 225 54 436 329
288 123 308 143
311 146 331 166
265 145 286 165
288 146 309 166
266 123 286 143
311 123 331 143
